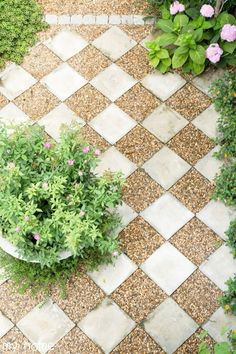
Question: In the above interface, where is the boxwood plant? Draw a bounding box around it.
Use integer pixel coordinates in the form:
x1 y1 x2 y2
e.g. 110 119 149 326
0 124 124 268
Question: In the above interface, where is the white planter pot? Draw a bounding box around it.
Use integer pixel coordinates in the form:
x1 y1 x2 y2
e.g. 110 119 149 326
0 235 72 263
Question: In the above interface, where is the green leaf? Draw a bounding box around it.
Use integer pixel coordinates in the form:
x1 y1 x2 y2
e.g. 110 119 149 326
189 45 206 64
157 48 169 59
156 33 177 47
193 28 203 42
214 342 231 354
214 12 236 30
191 16 204 29
160 5 170 20
150 57 160 67
222 41 236 54
173 14 189 28
162 57 172 66
156 19 174 33
157 62 169 74
172 47 189 68
185 7 199 19
201 19 215 29
192 62 205 75
175 33 194 46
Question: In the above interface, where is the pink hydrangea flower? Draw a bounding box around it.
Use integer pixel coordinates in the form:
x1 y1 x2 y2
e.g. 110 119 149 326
206 43 223 63
94 149 101 156
33 233 41 241
67 159 75 166
43 142 51 149
79 211 85 217
200 4 214 18
170 1 185 15
82 146 90 153
221 24 236 42
112 251 119 257
15 226 21 232
42 182 49 189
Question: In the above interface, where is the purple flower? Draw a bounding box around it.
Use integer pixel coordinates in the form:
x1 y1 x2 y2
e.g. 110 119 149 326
82 146 90 153
170 1 185 15
67 159 75 166
200 4 214 18
206 43 223 63
15 226 21 232
94 149 101 156
33 233 41 241
221 24 236 42
43 142 52 149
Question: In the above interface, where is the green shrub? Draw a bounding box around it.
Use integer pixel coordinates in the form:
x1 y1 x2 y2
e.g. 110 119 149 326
0 124 124 267
198 329 236 353
0 0 47 68
213 162 236 206
225 220 236 258
220 275 236 316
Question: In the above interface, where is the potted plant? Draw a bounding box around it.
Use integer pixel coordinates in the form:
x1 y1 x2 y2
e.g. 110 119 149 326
0 123 124 268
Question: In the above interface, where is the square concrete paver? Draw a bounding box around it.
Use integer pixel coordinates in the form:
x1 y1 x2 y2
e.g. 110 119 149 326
197 200 236 239
88 254 137 295
0 64 36 100
192 105 219 139
192 68 224 96
141 72 186 101
141 242 196 295
90 104 136 144
45 30 88 61
203 308 236 343
115 202 137 234
78 298 135 354
0 313 14 338
200 244 236 291
141 193 193 239
0 102 30 126
144 298 198 353
38 103 85 141
41 63 87 101
94 146 136 178
91 64 136 102
142 105 188 143
17 299 75 354
93 27 136 61
195 147 223 181
143 146 190 190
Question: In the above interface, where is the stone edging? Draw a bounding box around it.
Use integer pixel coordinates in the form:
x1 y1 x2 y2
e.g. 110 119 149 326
44 14 155 25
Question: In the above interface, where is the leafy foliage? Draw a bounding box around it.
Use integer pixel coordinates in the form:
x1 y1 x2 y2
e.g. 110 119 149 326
147 5 236 75
0 0 47 68
0 124 124 267
198 329 236 353
213 162 236 206
225 220 236 258
220 275 236 316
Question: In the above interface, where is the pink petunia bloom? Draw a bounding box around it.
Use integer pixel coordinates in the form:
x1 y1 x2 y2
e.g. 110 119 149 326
15 226 21 232
42 182 49 189
221 24 236 42
67 159 75 166
94 149 101 156
170 1 185 15
82 146 90 153
112 251 119 257
206 43 223 63
79 211 85 217
43 142 52 149
200 4 214 18
33 233 41 241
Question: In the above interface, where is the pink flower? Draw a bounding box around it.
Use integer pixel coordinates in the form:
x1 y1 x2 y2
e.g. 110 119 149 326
42 182 49 189
43 142 51 149
221 24 236 42
94 149 101 156
82 146 90 153
15 226 21 232
170 1 185 15
200 4 214 17
67 159 75 166
79 211 85 217
33 233 41 241
206 43 223 63
112 251 119 257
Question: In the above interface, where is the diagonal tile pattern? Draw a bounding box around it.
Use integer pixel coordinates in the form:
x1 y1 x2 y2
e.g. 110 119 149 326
0 24 231 354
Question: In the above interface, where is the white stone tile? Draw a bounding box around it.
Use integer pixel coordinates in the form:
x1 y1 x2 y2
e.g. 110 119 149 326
141 193 193 239
78 298 135 354
0 64 36 100
143 146 190 189
116 202 137 232
0 313 14 338
17 299 75 354
82 15 96 25
195 147 223 181
88 254 137 295
0 103 30 126
96 15 109 25
109 15 121 25
121 15 134 25
141 243 196 295
142 105 188 143
197 200 236 240
41 63 87 101
44 30 88 61
200 244 236 291
93 27 136 61
38 103 85 142
57 15 71 25
192 105 219 138
90 104 136 144
192 68 225 96
203 308 236 343
94 146 136 178
133 15 145 25
144 298 198 353
141 71 186 101
45 15 58 25
91 64 136 102
71 15 83 24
